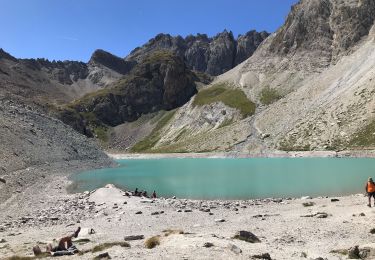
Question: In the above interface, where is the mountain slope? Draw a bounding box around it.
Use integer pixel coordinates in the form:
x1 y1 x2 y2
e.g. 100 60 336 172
0 98 113 203
127 0 375 153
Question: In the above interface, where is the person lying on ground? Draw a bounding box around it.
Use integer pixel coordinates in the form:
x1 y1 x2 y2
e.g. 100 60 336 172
33 227 81 256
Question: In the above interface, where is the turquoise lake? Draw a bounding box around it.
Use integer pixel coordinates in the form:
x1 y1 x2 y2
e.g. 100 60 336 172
71 158 375 199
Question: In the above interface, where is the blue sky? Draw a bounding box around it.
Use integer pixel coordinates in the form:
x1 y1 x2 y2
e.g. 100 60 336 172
0 0 298 62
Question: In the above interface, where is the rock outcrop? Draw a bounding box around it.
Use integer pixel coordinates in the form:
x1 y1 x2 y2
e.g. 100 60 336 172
58 51 198 133
20 58 89 85
126 30 269 76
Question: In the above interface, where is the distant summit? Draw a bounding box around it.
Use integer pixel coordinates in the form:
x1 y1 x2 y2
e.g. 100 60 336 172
89 49 135 75
125 30 269 76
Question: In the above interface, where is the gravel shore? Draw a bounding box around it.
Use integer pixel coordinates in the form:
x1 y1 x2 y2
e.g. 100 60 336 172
2 169 375 260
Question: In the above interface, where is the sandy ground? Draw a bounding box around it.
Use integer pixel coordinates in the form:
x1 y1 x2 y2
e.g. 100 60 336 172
1 180 375 260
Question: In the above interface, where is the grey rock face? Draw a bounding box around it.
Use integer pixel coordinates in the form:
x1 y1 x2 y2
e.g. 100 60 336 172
268 0 375 66
20 58 89 85
206 31 236 75
235 30 270 65
89 49 135 75
0 48 17 62
126 30 269 76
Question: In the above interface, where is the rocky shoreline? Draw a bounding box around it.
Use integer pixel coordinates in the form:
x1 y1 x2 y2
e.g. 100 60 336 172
108 150 375 159
2 173 375 259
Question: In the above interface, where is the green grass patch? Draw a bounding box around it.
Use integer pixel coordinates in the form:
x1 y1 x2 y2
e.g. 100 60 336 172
330 249 348 255
162 229 184 237
6 253 50 260
218 118 234 129
74 238 91 244
131 110 177 152
78 241 130 256
6 257 35 260
91 242 130 253
349 120 375 148
259 86 282 105
144 236 160 249
278 139 311 151
193 83 256 118
93 126 109 142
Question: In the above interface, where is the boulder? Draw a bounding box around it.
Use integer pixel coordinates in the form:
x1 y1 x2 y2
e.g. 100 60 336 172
124 235 144 241
203 242 214 248
93 252 111 260
228 243 242 254
348 246 360 259
252 253 272 259
233 231 261 243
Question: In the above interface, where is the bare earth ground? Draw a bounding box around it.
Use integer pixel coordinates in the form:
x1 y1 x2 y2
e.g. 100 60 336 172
2 154 375 260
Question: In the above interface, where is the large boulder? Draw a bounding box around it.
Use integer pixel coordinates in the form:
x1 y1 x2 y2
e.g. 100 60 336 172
233 231 261 243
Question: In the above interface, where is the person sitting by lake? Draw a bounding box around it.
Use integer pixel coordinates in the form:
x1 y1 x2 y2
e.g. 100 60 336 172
33 227 81 256
142 190 148 198
152 190 157 199
365 177 375 207
133 188 140 196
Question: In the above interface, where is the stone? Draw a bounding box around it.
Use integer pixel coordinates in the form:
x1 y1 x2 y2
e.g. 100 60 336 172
135 211 142 215
228 243 242 254
252 253 272 260
184 209 192 213
214 219 225 223
359 213 366 217
0 177 6 184
0 238 6 243
316 212 328 218
203 242 214 248
301 196 312 200
370 228 375 234
302 202 315 207
124 235 144 241
94 252 111 259
331 198 340 202
348 246 360 259
140 199 154 203
233 231 261 243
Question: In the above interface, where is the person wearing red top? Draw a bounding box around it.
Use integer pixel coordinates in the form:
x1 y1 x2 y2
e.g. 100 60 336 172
365 177 375 207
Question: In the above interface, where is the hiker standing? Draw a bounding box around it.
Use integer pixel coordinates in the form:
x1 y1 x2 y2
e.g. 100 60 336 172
365 177 375 207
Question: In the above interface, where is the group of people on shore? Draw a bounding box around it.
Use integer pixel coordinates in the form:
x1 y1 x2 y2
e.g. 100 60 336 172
133 188 157 199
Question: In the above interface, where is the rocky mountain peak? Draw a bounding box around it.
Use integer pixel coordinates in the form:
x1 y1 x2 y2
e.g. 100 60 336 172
268 0 375 67
89 49 135 75
0 48 17 62
126 29 269 76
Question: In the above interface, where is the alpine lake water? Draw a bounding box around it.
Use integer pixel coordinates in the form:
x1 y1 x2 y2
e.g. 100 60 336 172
71 158 375 199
